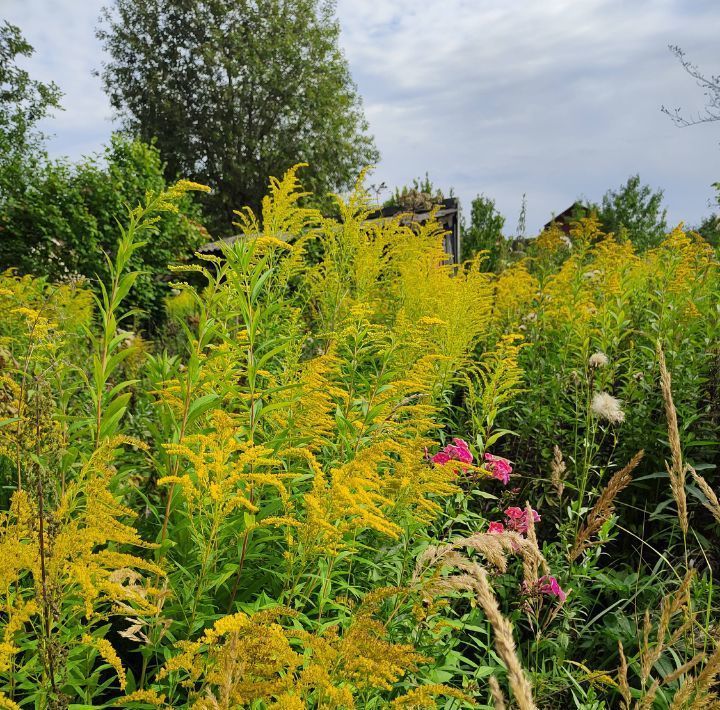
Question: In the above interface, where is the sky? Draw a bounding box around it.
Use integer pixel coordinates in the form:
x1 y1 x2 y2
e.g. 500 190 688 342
3 0 719 234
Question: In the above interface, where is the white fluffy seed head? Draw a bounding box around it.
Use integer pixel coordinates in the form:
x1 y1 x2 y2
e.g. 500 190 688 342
589 352 609 368
591 391 625 424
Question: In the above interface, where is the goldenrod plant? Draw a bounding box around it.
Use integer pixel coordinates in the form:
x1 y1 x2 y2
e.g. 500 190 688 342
0 166 718 708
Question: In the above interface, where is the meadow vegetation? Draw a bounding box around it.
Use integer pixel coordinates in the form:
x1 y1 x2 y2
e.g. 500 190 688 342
0 166 718 709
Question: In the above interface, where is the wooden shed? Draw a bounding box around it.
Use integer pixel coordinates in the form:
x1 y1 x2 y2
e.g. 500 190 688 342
366 197 462 264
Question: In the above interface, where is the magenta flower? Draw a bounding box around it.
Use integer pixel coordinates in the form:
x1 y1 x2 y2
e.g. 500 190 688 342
447 438 473 464
484 453 513 485
504 506 540 534
431 451 451 465
431 438 473 469
487 521 505 534
538 575 567 602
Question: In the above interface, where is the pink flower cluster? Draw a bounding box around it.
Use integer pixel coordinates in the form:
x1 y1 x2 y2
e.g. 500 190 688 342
522 575 568 603
504 506 540 534
537 575 567 602
489 511 567 605
431 438 473 467
484 453 513 485
487 507 541 536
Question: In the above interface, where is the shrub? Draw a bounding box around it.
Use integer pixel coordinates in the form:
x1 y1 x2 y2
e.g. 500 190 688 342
0 135 207 328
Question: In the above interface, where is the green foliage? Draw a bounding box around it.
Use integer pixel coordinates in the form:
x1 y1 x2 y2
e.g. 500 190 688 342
1 163 719 708
0 21 62 255
462 194 507 269
0 168 498 707
597 174 668 250
0 134 207 327
97 0 379 232
695 181 720 248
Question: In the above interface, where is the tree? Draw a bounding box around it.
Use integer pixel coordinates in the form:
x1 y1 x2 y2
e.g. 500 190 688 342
97 0 379 233
462 194 506 269
0 135 206 327
0 22 62 220
695 182 720 248
662 45 720 127
598 175 668 250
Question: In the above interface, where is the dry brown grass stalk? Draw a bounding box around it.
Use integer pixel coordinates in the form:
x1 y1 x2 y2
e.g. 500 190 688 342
657 341 688 534
524 501 540 587
568 450 643 562
488 675 507 710
637 651 705 710
474 568 537 710
637 569 696 708
617 640 632 709
413 530 548 583
414 531 540 710
523 501 550 587
640 609 652 685
689 466 720 525
672 644 720 709
550 445 566 498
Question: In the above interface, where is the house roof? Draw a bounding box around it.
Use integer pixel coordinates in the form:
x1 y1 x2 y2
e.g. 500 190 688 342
367 196 459 225
542 201 586 232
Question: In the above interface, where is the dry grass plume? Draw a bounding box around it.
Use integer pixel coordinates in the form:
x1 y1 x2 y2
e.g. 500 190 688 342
568 450 643 562
657 340 688 534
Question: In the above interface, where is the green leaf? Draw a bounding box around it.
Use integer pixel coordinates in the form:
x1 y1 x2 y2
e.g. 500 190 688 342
186 392 221 427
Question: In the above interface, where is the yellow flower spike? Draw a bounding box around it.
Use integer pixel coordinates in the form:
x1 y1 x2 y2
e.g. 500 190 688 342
83 635 127 690
118 689 167 706
0 693 21 710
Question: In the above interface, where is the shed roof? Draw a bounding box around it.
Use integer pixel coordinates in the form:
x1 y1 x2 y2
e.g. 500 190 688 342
542 201 586 232
197 231 293 254
367 196 459 225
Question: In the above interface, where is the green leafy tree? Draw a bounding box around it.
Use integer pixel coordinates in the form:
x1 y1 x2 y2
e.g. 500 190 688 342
462 194 506 269
0 135 206 327
695 181 720 248
598 174 668 250
97 0 379 232
0 21 62 225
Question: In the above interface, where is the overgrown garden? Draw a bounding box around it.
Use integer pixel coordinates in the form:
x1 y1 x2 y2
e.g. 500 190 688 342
0 165 718 708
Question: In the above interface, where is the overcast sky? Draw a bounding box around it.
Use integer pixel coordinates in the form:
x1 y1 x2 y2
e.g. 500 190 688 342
4 0 719 233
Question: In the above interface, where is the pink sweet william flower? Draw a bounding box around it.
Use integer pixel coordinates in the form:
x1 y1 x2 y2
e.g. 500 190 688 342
431 451 451 465
446 438 473 464
484 453 513 485
487 521 505 534
431 438 473 469
537 575 567 602
504 506 540 534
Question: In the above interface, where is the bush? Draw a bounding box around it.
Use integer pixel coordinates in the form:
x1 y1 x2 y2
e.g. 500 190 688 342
0 135 207 328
